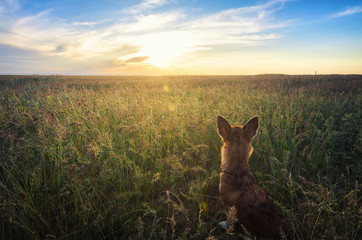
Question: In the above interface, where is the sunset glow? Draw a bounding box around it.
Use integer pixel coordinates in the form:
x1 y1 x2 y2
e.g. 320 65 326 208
0 0 361 75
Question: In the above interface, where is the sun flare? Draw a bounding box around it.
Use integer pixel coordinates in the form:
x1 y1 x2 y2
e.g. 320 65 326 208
130 31 199 68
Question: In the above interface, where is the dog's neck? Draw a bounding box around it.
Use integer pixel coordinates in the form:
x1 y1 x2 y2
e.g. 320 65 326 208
220 142 253 173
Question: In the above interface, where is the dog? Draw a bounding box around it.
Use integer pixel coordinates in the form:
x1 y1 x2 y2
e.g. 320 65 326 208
217 115 281 239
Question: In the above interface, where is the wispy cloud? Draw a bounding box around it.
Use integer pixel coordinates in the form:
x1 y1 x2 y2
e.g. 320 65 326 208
0 0 290 72
72 21 99 26
123 0 170 14
126 56 149 63
329 6 362 19
0 0 20 13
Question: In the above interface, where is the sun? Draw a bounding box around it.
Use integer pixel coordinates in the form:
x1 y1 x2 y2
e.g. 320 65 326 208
134 31 199 68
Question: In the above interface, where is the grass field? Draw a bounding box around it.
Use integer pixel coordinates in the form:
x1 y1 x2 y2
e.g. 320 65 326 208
0 75 361 240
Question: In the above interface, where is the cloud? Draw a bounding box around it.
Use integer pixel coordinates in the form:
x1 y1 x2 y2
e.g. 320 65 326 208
72 21 99 26
112 56 150 68
329 6 362 19
0 0 290 72
126 56 149 63
184 0 288 46
0 0 20 13
123 0 169 14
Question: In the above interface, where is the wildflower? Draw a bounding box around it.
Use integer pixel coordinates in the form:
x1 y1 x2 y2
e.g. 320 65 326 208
151 172 161 183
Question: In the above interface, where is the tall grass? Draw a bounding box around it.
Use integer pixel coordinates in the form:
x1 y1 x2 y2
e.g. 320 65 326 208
0 75 360 239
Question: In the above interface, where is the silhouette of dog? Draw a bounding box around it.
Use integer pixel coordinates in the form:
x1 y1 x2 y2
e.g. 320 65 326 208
218 115 281 239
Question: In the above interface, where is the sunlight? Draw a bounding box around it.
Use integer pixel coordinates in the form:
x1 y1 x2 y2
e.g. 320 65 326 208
1 0 361 74
135 31 199 68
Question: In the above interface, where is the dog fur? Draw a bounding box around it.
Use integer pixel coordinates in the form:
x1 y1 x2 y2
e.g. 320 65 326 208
217 115 281 239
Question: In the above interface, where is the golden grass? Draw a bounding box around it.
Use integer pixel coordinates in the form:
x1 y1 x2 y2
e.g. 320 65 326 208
0 74 360 239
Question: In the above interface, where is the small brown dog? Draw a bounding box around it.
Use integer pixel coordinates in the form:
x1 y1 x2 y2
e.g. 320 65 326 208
217 115 281 239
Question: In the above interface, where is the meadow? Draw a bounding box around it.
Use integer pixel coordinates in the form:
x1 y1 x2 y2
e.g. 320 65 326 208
0 74 360 240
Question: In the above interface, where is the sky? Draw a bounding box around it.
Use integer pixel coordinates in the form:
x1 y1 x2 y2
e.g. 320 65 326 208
0 0 361 75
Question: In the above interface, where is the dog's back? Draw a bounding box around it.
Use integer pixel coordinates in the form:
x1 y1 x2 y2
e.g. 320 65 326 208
217 116 281 239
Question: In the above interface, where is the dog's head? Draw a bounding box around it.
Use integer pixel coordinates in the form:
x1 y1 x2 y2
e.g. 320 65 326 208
217 115 259 145
217 115 259 167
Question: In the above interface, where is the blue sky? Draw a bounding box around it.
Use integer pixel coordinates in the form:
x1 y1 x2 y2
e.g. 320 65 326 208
0 0 361 74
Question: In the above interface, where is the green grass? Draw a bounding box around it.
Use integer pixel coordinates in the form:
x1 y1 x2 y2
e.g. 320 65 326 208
0 75 361 239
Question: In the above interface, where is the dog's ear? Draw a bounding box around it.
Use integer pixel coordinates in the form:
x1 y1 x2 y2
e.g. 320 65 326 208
217 115 231 139
244 116 259 140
